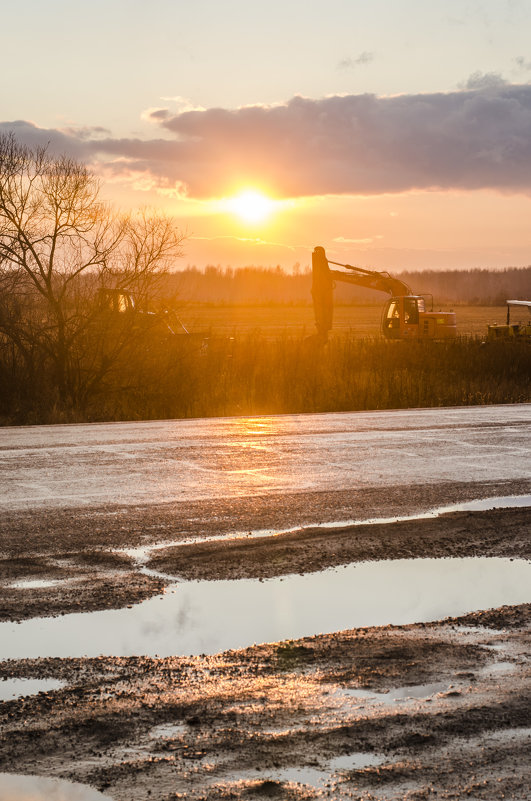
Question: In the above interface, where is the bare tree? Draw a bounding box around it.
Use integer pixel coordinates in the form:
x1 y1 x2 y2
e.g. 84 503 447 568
0 133 185 414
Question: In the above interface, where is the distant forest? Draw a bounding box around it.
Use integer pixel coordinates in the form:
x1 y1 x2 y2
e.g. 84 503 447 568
165 264 531 306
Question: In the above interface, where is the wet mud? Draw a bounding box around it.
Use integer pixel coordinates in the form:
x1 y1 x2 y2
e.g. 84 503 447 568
148 506 531 582
1 608 529 800
1 478 529 622
0 477 529 799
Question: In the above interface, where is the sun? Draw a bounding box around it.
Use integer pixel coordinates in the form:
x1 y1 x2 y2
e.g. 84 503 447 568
228 190 275 224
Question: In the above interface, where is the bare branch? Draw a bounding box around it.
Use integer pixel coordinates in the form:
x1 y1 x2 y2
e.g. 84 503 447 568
0 134 186 411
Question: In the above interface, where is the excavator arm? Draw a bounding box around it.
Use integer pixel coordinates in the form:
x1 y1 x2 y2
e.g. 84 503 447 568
311 246 411 341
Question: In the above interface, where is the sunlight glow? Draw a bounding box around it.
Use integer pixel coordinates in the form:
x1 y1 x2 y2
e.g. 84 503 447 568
227 190 276 224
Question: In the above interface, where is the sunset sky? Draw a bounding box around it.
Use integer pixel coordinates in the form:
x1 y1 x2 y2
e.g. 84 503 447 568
3 0 531 271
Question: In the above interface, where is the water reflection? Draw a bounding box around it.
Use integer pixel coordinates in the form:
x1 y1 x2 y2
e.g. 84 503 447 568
0 773 111 801
0 678 64 702
149 722 187 739
237 751 386 789
9 578 67 590
332 681 452 708
0 557 529 661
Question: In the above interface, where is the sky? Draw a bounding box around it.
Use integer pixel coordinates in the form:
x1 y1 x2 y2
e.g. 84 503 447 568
3 0 531 271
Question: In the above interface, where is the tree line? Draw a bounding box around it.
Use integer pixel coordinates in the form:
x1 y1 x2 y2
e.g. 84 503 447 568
166 263 531 307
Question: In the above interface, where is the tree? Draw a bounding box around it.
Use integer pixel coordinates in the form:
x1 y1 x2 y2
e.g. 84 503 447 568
0 133 185 415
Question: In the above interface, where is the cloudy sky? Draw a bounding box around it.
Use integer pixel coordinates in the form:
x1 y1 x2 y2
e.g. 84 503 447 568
3 0 531 269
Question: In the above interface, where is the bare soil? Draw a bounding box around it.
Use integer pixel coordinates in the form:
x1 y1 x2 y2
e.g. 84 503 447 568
0 477 529 800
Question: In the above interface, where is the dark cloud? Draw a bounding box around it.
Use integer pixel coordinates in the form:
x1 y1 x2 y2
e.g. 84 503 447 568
338 51 374 69
66 125 112 140
514 56 531 72
146 109 172 122
3 84 531 199
463 71 508 90
0 120 90 159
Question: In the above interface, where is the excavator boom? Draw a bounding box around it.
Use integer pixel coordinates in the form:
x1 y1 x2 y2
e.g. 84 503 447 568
327 263 412 298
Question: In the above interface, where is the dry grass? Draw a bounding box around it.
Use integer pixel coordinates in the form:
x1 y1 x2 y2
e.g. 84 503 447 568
2 305 529 425
87 333 530 422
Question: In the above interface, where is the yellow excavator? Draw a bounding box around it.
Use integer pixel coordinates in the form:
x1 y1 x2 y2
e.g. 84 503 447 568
311 246 457 343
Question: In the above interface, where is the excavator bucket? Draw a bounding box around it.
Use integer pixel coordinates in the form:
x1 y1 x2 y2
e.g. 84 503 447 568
311 246 333 343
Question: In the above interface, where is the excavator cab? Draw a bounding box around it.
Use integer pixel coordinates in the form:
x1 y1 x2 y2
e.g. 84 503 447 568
382 296 425 339
382 295 456 339
383 295 458 339
96 288 136 314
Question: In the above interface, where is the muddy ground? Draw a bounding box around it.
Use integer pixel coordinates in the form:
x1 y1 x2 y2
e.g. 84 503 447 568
0 478 529 800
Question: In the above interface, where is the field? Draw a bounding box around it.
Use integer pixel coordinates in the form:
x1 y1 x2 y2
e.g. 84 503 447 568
179 303 509 339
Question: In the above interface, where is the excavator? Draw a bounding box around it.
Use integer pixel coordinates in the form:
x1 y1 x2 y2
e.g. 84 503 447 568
311 246 457 342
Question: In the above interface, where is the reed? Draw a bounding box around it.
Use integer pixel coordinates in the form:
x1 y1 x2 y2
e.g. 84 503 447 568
1 333 529 425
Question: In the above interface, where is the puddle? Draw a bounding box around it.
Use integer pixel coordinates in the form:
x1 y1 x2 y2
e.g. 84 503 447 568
0 773 111 801
483 727 531 745
436 494 530 512
119 494 531 567
331 681 452 710
149 722 187 739
239 752 385 789
0 678 65 702
331 687 392 705
8 578 67 590
0 557 529 661
317 493 531 528
329 752 385 773
390 682 451 700
479 661 517 677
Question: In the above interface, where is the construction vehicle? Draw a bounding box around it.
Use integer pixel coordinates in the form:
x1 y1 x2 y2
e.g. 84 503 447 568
95 288 190 336
487 300 531 341
311 246 457 342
